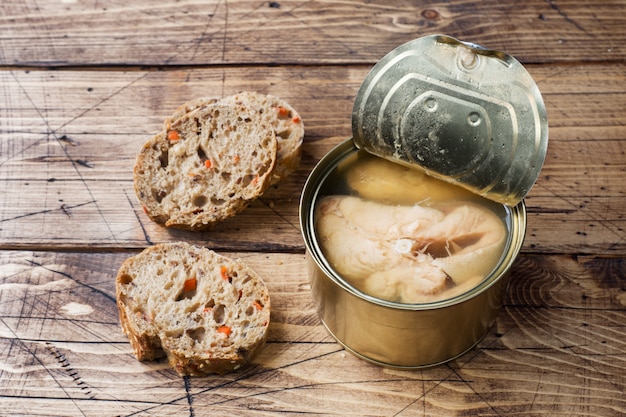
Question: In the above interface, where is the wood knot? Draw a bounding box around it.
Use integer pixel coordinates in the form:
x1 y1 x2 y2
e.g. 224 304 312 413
421 9 440 20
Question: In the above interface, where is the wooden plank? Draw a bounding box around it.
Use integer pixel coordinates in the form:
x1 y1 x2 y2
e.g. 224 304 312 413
0 250 624 416
1 64 625 254
0 0 624 66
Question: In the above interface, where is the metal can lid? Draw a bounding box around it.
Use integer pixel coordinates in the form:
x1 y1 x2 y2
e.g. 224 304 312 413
352 35 548 206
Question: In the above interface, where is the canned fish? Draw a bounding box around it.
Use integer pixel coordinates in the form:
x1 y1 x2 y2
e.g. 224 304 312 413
300 35 545 368
300 140 526 368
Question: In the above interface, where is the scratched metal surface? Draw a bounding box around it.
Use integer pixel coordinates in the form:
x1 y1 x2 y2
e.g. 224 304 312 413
1 1 626 416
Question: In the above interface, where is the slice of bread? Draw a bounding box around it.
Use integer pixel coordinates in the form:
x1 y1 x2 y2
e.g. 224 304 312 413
116 242 271 376
134 103 277 231
221 92 304 185
165 92 304 185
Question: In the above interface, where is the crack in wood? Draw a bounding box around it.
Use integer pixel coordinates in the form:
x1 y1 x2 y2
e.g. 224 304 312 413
123 188 154 246
183 376 195 417
0 200 95 223
25 258 116 303
45 342 95 400
546 0 589 34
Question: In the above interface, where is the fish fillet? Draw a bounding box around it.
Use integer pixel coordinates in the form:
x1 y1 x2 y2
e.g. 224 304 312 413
315 195 507 303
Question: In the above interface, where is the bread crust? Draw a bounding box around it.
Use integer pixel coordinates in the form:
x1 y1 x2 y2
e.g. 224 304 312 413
116 242 271 376
134 103 277 231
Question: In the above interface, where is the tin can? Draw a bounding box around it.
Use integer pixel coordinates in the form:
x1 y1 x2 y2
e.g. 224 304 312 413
300 35 546 368
301 140 526 368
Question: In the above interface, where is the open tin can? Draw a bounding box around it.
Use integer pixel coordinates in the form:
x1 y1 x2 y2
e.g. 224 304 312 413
300 35 548 368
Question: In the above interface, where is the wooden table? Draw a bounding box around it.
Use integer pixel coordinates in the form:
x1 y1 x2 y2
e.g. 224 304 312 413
1 1 625 415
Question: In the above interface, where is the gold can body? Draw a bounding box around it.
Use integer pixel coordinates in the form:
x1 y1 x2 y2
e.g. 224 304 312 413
300 140 526 368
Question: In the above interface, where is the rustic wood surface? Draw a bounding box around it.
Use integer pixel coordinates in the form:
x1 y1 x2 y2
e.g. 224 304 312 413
1 1 625 416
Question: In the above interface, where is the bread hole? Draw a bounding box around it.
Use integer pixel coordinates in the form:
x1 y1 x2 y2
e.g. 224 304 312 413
119 273 133 285
154 190 167 203
277 129 291 140
211 197 226 205
164 329 183 338
175 283 197 301
159 149 169 168
186 327 206 343
240 174 256 187
221 172 231 182
245 299 264 316
257 162 272 176
213 304 225 324
204 299 215 310
193 195 208 207
197 147 208 163
252 151 258 157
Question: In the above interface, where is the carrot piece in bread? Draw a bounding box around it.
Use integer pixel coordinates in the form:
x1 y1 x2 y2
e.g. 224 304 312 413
167 130 180 141
276 106 290 117
220 266 229 281
217 325 232 337
183 277 197 292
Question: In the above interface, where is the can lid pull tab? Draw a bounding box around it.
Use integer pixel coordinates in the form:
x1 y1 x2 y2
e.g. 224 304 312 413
458 47 479 71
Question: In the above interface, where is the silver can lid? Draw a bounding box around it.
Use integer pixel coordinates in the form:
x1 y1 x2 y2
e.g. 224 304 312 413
352 35 548 206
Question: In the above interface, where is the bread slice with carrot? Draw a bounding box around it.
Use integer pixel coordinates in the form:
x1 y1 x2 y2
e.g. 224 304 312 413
165 92 304 185
134 103 277 231
116 242 271 376
221 92 304 185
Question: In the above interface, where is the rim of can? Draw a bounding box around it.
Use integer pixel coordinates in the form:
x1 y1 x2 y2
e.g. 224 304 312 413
352 34 548 206
299 139 527 311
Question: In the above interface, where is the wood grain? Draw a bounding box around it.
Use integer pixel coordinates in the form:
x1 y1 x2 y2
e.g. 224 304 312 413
0 251 624 416
1 0 624 66
2 0 625 415
1 64 625 254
